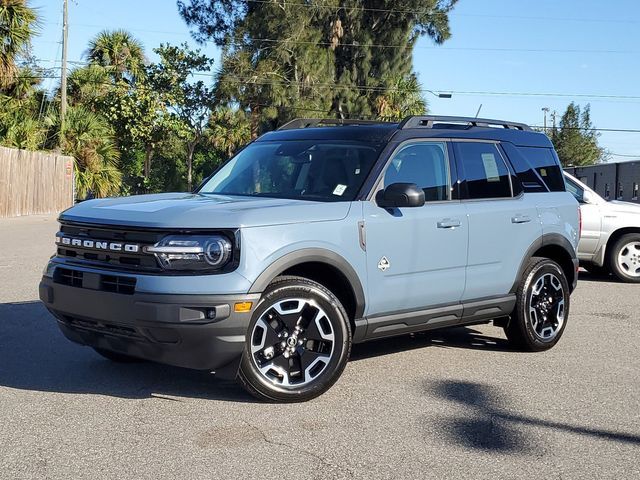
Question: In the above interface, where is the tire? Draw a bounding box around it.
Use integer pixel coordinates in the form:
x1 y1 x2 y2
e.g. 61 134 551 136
505 257 570 352
609 233 640 283
93 347 143 363
238 276 352 402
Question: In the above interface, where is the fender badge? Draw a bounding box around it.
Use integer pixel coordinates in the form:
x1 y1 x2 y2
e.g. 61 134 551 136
378 256 390 272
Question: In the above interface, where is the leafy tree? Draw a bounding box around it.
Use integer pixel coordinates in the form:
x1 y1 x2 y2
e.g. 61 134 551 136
178 0 457 125
86 29 146 82
151 43 215 190
550 103 606 167
0 0 38 88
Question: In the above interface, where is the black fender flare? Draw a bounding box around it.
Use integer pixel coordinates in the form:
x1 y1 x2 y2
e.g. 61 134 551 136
511 233 578 293
248 248 367 320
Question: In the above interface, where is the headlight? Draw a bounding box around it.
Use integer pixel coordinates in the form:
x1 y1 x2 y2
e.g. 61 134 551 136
145 235 233 272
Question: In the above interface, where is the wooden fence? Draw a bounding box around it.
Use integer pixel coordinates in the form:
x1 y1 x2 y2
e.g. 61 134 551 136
0 146 74 218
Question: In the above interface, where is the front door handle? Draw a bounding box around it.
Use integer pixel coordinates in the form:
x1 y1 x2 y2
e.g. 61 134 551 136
512 214 532 224
437 218 461 229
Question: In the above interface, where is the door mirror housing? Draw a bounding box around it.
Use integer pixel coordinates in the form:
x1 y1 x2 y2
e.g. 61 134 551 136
375 183 426 208
582 190 598 204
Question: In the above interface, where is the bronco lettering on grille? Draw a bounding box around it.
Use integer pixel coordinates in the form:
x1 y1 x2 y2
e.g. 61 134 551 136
56 234 140 253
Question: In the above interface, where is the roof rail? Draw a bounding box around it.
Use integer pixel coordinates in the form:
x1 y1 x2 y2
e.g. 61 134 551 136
399 115 531 131
277 118 388 131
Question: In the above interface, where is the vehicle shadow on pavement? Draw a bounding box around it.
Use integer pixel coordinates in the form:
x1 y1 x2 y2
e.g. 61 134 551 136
428 380 640 452
0 301 255 403
577 270 617 283
351 326 511 361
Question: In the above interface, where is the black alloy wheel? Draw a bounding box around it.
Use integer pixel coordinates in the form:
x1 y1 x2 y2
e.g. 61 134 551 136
238 276 351 402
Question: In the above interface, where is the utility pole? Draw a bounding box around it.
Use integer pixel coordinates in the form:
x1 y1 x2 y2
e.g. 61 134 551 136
60 0 69 143
542 107 550 133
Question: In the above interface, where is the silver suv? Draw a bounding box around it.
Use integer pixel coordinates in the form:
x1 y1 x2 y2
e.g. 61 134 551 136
564 172 640 282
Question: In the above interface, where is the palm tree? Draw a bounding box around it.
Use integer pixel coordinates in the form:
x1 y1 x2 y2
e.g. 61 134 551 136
66 64 112 106
0 0 38 88
86 30 146 82
0 67 46 149
60 105 122 199
208 108 251 158
1 116 44 149
375 74 427 121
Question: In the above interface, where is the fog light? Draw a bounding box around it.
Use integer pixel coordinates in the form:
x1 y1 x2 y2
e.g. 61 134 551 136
205 308 216 320
234 302 253 313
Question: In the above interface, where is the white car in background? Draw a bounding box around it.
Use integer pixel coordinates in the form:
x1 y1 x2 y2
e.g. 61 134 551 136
564 172 640 283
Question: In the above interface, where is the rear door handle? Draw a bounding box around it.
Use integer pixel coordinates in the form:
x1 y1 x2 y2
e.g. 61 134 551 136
437 218 462 229
511 214 532 224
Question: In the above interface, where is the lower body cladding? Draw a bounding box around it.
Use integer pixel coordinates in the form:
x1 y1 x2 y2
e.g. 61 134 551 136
39 275 260 376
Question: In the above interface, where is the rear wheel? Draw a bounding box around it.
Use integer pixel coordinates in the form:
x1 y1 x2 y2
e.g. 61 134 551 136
505 257 570 352
238 276 351 402
609 233 640 283
93 347 143 363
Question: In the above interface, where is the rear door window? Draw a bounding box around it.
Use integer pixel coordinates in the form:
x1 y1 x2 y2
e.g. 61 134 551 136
453 142 512 199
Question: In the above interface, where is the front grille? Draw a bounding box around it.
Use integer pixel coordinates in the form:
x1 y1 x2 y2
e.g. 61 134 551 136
54 267 83 287
62 316 145 341
101 274 136 295
56 222 163 272
53 267 137 295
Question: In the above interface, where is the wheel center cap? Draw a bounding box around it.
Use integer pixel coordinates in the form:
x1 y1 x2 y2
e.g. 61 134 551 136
287 336 297 348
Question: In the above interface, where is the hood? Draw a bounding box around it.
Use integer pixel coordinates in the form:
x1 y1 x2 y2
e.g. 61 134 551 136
59 193 352 229
604 200 640 216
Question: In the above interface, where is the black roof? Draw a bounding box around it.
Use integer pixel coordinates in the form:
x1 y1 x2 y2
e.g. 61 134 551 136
256 115 552 148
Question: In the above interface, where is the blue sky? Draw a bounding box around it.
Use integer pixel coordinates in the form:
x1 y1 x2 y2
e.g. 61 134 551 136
32 0 640 160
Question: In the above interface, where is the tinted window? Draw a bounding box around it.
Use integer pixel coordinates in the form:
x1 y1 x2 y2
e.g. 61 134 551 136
454 142 512 199
517 147 565 192
199 140 381 202
564 176 584 203
500 142 547 192
383 142 450 202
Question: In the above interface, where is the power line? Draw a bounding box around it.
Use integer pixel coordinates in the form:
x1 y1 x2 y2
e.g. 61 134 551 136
531 126 640 134
11 70 640 105
610 153 640 158
35 23 639 54
240 0 640 24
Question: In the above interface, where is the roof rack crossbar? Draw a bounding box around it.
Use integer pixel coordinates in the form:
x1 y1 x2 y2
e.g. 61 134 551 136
399 115 531 131
277 118 388 131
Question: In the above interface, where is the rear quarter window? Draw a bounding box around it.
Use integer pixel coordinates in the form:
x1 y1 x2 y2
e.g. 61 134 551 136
516 147 566 192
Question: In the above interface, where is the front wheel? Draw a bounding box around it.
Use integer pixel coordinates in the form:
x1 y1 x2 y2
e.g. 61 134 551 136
505 257 570 352
238 276 351 402
609 233 640 283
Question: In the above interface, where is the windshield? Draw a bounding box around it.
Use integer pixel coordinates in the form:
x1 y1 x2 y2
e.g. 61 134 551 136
198 140 382 202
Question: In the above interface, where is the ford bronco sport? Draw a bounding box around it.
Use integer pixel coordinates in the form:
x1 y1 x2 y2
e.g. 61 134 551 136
40 116 580 402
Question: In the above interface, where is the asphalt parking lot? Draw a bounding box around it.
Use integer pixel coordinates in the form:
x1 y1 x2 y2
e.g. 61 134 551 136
0 214 638 479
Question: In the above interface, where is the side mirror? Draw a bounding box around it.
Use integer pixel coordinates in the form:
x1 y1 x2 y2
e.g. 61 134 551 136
582 190 597 204
375 183 425 208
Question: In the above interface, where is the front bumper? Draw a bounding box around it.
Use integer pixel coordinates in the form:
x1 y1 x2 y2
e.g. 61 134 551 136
39 275 260 372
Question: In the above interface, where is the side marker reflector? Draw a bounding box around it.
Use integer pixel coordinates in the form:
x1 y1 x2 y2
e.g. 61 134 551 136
234 302 253 313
